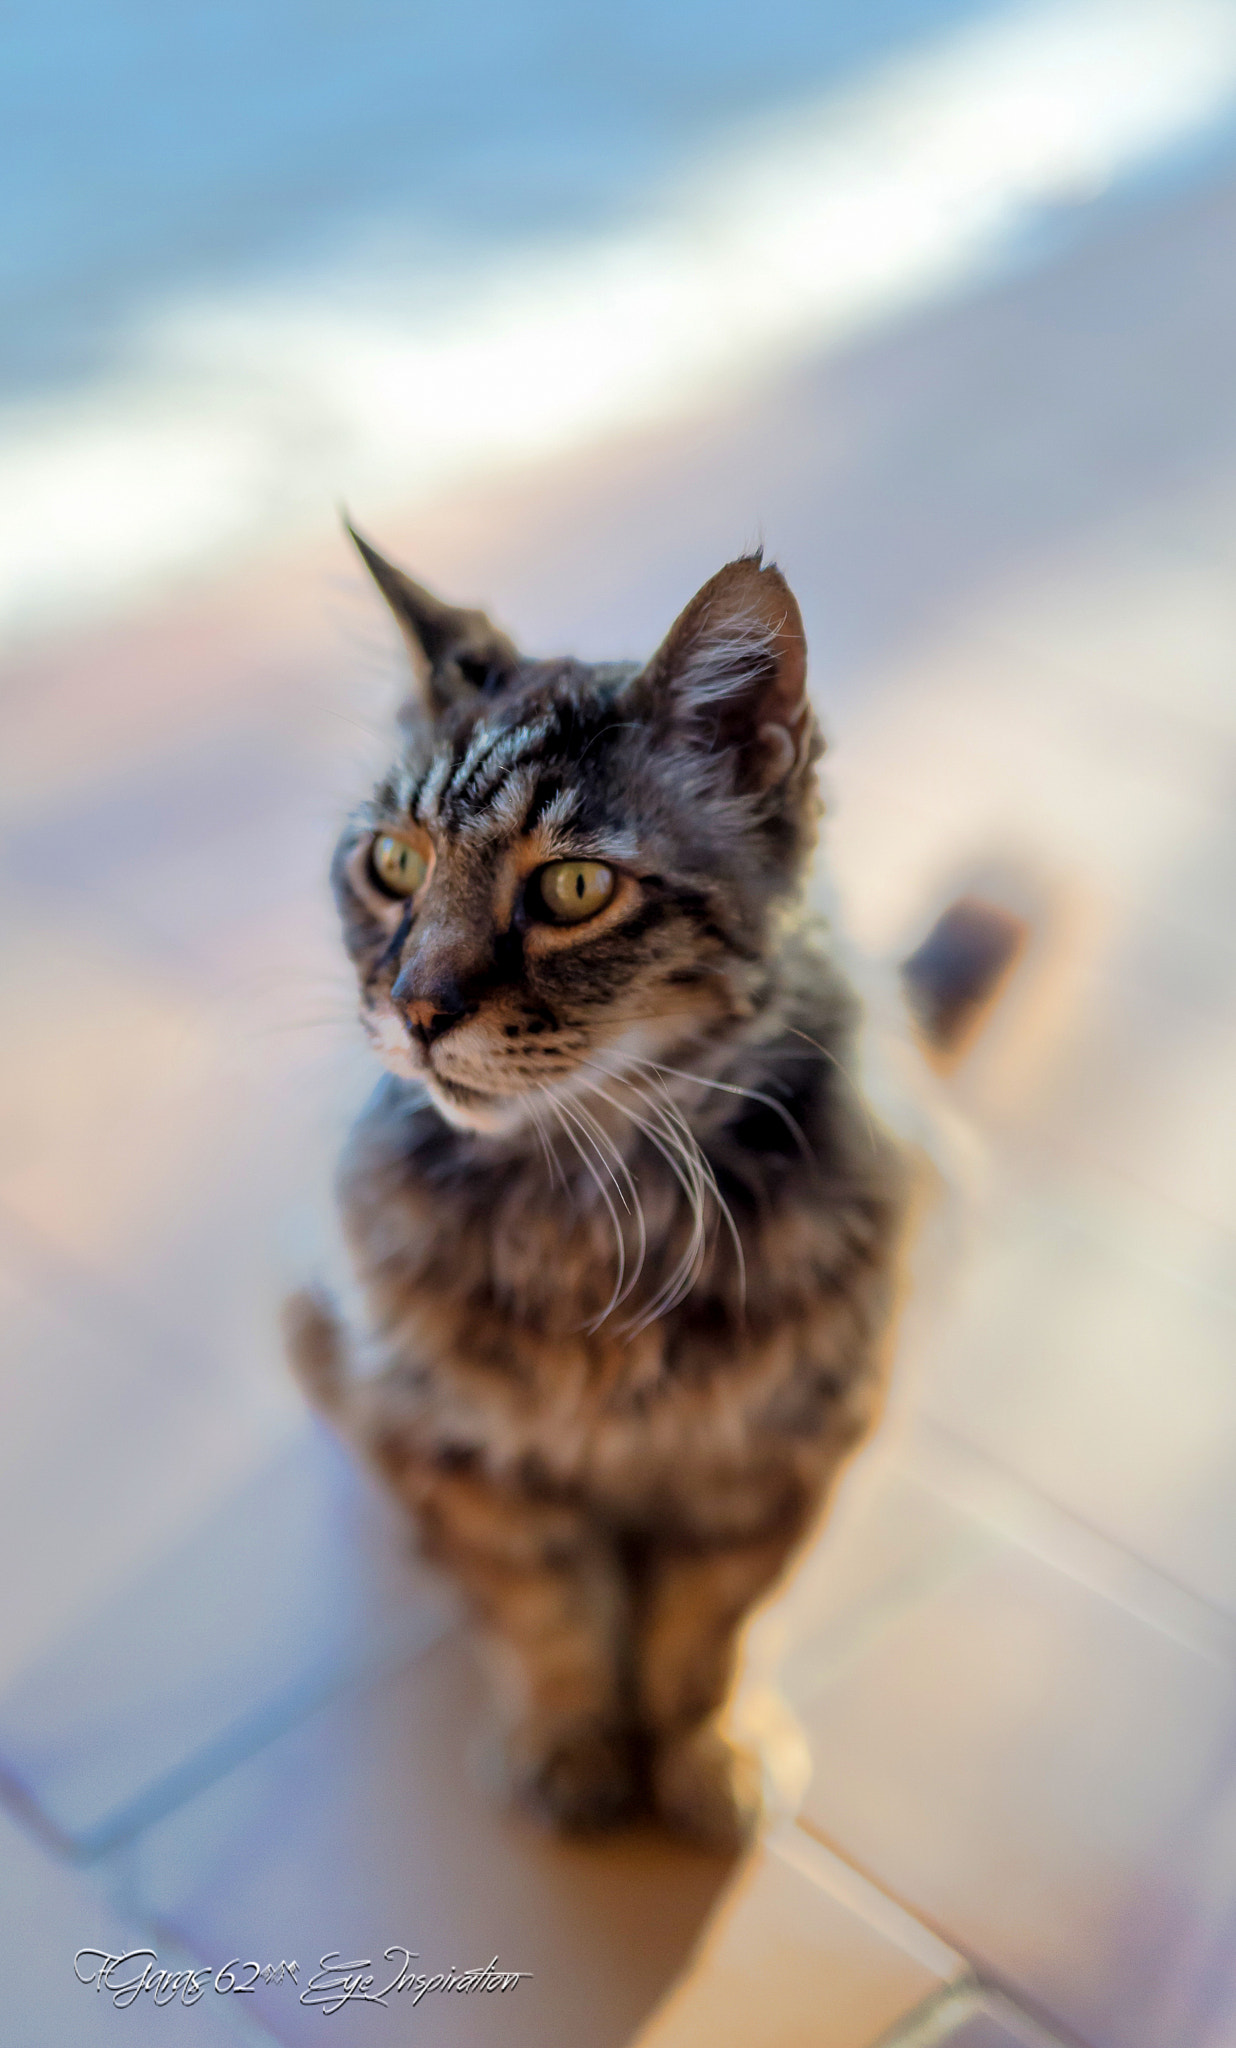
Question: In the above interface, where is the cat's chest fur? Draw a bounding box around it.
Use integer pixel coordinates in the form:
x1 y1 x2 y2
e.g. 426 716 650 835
336 1059 899 1539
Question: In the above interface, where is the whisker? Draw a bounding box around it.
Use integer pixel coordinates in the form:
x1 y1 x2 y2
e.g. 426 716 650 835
582 1055 745 1330
526 1097 567 1196
637 1057 816 1166
631 1071 746 1321
571 1093 649 1308
556 1095 632 1216
541 1089 629 1331
783 1026 878 1154
582 1064 706 1326
577 1082 683 1310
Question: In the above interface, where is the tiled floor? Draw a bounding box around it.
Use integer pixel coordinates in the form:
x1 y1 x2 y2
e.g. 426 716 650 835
0 1806 243 2048
4 159 1236 2047
131 1631 734 2048
796 1472 1236 2048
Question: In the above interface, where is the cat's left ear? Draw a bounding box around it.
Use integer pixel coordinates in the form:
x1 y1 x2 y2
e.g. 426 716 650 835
347 521 521 718
640 553 814 792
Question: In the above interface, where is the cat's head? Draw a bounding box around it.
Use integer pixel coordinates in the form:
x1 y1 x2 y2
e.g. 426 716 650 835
333 527 824 1135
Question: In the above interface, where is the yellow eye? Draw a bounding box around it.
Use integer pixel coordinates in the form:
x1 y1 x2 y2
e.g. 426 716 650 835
369 834 428 898
535 860 616 924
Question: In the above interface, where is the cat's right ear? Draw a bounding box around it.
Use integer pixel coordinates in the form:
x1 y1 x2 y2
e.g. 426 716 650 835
638 552 815 794
347 521 521 719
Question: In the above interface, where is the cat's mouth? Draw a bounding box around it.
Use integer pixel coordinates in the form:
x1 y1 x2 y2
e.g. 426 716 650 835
424 1070 531 1136
364 996 546 1132
433 1075 496 1108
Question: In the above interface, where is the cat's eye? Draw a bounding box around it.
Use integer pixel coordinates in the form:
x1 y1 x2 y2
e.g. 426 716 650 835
369 834 428 898
532 860 616 924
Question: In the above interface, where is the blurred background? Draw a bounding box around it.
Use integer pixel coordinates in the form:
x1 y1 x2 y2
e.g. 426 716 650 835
4 3 1236 2045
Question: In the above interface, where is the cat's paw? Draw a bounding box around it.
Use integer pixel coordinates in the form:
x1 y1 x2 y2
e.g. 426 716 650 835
513 1725 643 1834
653 1724 763 1851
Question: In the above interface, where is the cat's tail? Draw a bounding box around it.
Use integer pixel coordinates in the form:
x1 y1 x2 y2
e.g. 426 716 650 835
282 1285 348 1415
900 892 1029 1064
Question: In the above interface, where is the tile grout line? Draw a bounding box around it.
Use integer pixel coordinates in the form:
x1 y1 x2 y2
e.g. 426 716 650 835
0 1608 456 1867
793 1819 1094 2048
905 1416 1236 1669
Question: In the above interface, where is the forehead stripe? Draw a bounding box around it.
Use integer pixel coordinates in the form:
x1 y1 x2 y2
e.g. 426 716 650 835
470 763 538 838
414 746 458 824
526 782 580 833
445 718 506 804
445 718 556 819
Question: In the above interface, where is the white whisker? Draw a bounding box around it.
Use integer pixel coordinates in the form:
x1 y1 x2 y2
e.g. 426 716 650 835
639 1056 815 1165
630 1071 746 1323
582 1065 705 1325
540 1088 629 1331
581 1055 747 1330
526 1096 567 1196
571 1092 648 1308
782 1025 878 1154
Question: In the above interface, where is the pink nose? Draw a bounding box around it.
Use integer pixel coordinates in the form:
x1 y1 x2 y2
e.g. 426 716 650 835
390 963 474 1047
404 998 472 1048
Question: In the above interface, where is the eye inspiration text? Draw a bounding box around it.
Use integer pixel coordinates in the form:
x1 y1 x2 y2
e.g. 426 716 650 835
74 1946 532 2012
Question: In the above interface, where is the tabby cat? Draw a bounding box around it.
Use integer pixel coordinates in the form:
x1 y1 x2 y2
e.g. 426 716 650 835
285 530 908 1845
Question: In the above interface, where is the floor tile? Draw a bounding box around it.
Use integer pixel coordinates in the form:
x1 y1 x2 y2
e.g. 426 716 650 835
0 562 343 824
0 902 221 1273
883 1981 1074 2046
130 1628 734 2048
0 1417 450 1854
0 1253 296 1692
0 1809 247 2048
827 560 1236 971
749 1448 996 1712
796 1530 1236 2048
631 1823 963 2048
0 889 357 1330
907 1161 1236 1616
1025 968 1236 1240
1 699 358 991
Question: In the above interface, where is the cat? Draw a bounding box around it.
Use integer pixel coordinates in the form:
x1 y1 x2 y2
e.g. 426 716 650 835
285 528 909 1847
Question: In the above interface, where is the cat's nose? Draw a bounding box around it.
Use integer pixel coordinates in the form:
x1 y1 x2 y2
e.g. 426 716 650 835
391 965 474 1048
408 1002 472 1048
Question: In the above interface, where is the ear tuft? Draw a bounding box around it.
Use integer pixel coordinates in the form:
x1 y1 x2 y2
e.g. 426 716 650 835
346 519 520 719
642 555 812 791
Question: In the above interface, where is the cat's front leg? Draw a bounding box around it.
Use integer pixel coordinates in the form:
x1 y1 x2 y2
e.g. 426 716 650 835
411 1466 640 1833
283 1284 350 1414
286 1291 638 1830
637 1524 804 1848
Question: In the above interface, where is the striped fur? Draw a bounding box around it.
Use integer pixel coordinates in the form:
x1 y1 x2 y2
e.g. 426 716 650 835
288 544 909 1842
